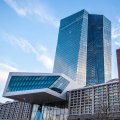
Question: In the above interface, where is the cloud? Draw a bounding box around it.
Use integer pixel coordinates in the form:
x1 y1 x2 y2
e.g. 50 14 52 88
0 63 17 102
4 0 59 28
118 17 120 23
112 27 120 39
4 0 28 16
0 63 18 71
3 33 53 70
112 17 120 48
4 33 38 54
0 63 18 90
37 55 53 70
114 40 120 47
36 44 48 53
112 17 120 39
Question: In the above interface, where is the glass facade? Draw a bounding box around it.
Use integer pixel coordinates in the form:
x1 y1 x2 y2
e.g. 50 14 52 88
31 103 68 120
3 9 112 120
53 10 88 86
53 9 111 86
50 77 69 93
103 16 111 82
86 15 111 85
7 75 69 94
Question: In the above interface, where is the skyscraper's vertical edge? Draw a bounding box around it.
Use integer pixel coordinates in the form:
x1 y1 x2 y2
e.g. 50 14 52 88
86 15 111 85
103 16 111 82
53 10 88 86
76 10 88 86
86 15 104 85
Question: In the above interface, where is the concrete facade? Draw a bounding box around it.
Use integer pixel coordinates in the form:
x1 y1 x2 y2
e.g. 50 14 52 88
0 101 32 120
68 79 120 120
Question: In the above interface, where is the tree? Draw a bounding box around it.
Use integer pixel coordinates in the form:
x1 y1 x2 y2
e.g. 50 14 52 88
94 102 111 120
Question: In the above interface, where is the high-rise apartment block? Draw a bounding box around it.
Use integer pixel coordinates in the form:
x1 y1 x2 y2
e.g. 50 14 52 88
53 9 111 86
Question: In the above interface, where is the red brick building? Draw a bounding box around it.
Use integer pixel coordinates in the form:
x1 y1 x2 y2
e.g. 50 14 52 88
116 48 120 84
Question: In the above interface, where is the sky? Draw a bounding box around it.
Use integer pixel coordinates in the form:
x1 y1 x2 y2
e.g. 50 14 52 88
0 0 120 103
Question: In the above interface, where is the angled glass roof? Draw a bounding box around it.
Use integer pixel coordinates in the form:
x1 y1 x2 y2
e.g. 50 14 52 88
7 76 60 92
3 73 80 104
7 75 69 94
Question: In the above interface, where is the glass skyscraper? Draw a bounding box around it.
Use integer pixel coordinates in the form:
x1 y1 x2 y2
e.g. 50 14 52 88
53 10 88 86
86 15 111 85
3 9 112 120
53 10 111 86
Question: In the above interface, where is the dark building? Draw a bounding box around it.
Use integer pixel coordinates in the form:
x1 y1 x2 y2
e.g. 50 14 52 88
53 9 111 86
86 14 111 85
117 48 120 84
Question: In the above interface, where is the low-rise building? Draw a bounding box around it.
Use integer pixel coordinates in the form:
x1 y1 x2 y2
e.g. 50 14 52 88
68 79 120 120
0 101 32 120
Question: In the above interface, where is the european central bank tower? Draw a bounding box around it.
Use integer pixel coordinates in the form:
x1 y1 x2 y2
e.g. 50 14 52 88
53 9 111 86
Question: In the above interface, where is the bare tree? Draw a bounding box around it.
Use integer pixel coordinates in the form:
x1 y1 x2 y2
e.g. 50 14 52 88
100 103 110 120
94 102 111 120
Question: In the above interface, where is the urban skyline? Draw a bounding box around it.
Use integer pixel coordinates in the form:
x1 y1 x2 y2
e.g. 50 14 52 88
0 0 120 103
0 1 120 119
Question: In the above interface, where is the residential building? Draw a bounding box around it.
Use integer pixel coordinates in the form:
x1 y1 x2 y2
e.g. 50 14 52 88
53 9 111 86
68 79 120 120
0 101 32 120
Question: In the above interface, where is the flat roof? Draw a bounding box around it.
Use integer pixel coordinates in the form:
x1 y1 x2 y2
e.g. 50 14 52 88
69 79 119 92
